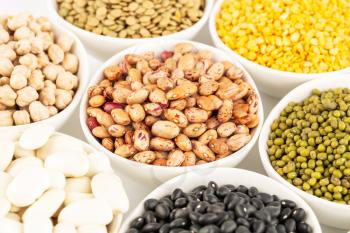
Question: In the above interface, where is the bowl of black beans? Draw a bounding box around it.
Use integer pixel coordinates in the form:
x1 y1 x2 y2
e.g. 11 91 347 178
120 167 321 233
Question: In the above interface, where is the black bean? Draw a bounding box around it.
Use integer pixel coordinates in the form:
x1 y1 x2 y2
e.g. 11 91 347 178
256 193 274 204
171 189 185 201
291 208 306 222
160 197 174 210
170 218 188 228
223 184 236 192
170 228 186 233
297 222 313 233
281 200 297 209
251 220 265 233
156 204 170 219
270 218 279 226
190 224 201 233
195 190 204 199
247 187 259 197
143 211 157 223
276 224 287 233
216 186 230 198
130 217 145 229
220 220 237 233
216 212 231 226
234 204 247 218
284 218 296 232
194 201 209 213
236 192 250 200
265 226 278 233
188 201 200 211
189 211 201 223
236 185 248 194
244 204 257 216
265 205 281 218
235 225 251 233
203 194 220 204
127 228 139 233
207 203 225 213
142 223 161 233
254 209 271 222
198 225 220 233
191 185 207 194
236 217 250 227
273 195 280 201
279 208 292 221
208 181 218 191
250 198 264 210
174 207 190 219
175 198 188 208
227 196 245 210
144 199 159 211
186 194 199 202
160 224 171 233
268 201 282 208
198 213 220 225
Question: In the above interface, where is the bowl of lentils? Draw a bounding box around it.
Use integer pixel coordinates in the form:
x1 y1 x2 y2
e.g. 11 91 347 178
209 0 350 98
120 167 322 233
259 75 350 229
79 40 263 183
48 0 213 58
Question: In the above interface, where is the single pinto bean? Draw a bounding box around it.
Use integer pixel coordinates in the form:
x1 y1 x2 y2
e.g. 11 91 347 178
133 129 150 151
183 123 207 138
184 107 209 123
166 150 185 167
192 141 215 162
150 137 175 151
174 134 192 152
151 120 180 139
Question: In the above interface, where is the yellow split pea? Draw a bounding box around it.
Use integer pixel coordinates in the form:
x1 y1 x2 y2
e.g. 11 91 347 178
216 0 350 73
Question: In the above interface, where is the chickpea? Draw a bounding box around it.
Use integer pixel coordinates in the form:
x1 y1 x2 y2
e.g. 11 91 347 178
30 37 44 54
62 53 79 74
13 110 30 125
0 28 9 44
48 44 64 64
15 38 31 55
47 106 58 116
29 101 50 122
19 53 38 69
0 84 17 107
36 17 51 31
37 52 50 69
10 73 27 90
7 14 28 31
37 32 53 50
29 69 45 90
0 57 14 76
0 44 16 61
56 34 74 52
14 26 34 41
0 77 10 86
56 71 78 90
16 86 39 107
40 86 56 106
55 88 73 109
0 110 13 126
43 63 64 81
12 65 30 78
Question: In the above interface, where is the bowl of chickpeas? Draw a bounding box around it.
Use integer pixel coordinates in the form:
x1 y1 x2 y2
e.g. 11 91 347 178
48 0 213 59
0 13 89 131
80 40 264 184
209 0 350 98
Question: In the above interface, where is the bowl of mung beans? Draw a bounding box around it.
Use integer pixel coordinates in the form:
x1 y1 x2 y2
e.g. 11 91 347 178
79 40 264 184
120 167 322 233
259 75 350 229
209 0 350 98
48 0 213 59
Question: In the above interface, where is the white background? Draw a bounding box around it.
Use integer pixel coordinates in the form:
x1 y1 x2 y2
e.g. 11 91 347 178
1 1 345 232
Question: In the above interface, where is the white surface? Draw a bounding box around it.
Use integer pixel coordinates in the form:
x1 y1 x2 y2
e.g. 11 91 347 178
79 40 264 183
259 75 350 229
209 0 350 98
120 168 322 233
1 1 345 232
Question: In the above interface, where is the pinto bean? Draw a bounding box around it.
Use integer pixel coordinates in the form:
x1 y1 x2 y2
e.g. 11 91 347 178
144 115 159 126
227 134 252 151
218 99 233 123
183 123 207 138
163 108 188 127
126 88 149 104
192 141 215 162
108 124 126 137
166 150 185 167
236 124 250 134
198 129 218 145
196 95 222 111
174 134 192 152
126 104 145 122
169 99 187 111
144 103 163 116
153 158 167 166
206 62 225 80
133 151 156 164
112 86 132 103
150 137 175 151
232 103 249 119
206 117 220 129
133 129 150 151
166 82 197 100
115 144 137 158
182 152 196 166
149 88 168 105
184 107 209 123
199 80 219 96
111 108 131 125
216 79 240 99
151 120 180 139
217 122 236 138
208 138 230 155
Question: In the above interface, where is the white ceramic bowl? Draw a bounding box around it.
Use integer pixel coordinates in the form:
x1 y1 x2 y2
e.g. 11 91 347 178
119 167 322 233
48 0 213 59
208 0 350 98
80 40 264 184
259 75 350 229
0 17 89 133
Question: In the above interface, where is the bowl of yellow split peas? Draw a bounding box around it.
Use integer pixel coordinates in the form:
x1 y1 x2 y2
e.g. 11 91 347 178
209 0 350 98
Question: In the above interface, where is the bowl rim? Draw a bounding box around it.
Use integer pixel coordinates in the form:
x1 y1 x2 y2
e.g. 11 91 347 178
119 167 322 233
258 74 350 211
48 0 213 43
79 39 264 172
208 0 350 80
0 14 89 131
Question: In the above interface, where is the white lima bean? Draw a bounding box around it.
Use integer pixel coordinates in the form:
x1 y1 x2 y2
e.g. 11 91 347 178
0 125 128 232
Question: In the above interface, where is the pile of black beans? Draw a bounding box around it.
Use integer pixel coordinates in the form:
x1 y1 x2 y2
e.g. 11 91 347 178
126 182 313 233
